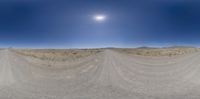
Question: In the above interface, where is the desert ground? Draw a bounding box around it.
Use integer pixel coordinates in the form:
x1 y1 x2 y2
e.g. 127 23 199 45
0 47 200 99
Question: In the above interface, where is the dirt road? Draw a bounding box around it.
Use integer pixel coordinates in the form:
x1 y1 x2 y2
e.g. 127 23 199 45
0 49 200 99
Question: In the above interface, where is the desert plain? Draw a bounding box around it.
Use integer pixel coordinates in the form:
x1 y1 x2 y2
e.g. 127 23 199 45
0 47 200 99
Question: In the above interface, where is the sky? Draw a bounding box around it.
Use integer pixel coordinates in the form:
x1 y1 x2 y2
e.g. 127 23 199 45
0 0 200 48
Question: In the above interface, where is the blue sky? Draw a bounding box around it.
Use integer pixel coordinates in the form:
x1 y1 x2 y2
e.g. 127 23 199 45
0 0 200 48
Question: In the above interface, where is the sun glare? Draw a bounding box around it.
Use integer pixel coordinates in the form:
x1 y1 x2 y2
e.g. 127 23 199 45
94 15 106 22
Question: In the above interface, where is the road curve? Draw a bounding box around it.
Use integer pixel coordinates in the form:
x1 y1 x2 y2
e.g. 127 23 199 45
0 49 200 99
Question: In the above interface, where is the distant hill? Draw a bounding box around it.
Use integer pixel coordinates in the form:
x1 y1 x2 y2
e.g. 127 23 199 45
164 46 197 49
136 46 158 49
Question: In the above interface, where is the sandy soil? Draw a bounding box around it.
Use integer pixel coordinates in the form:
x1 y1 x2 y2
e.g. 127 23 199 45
0 48 200 99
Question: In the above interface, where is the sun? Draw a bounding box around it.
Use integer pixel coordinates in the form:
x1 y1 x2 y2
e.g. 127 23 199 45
94 15 106 22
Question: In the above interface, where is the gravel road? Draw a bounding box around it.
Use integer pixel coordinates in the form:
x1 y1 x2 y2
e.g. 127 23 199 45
0 49 200 99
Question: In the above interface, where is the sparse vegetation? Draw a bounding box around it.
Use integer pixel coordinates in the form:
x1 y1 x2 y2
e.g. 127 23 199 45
13 49 102 61
114 47 200 56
